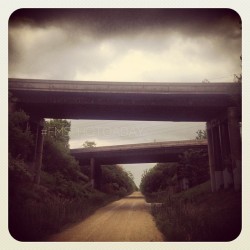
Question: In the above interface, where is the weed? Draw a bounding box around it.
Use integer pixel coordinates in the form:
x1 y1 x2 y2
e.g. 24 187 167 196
150 181 241 241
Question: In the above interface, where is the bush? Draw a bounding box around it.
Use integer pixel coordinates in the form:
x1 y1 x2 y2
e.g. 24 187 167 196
140 163 178 195
150 182 241 241
9 110 34 160
9 157 33 186
101 165 136 196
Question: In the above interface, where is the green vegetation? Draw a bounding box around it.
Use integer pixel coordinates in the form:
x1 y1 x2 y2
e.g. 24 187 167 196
82 140 96 148
140 163 179 195
195 129 207 140
149 181 241 241
140 130 241 241
9 109 136 241
101 165 137 195
140 149 209 196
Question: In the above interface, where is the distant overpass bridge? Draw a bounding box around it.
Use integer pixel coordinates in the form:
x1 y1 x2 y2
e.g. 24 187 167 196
71 140 208 165
71 140 208 189
9 78 241 191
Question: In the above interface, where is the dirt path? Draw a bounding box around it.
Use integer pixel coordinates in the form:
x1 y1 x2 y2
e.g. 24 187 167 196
49 192 164 242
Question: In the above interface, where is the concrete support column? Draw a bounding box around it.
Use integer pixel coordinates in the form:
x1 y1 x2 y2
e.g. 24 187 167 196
30 121 39 164
219 121 233 189
90 158 102 190
94 163 102 191
90 157 95 188
206 122 216 192
227 107 242 191
33 119 45 185
211 123 224 190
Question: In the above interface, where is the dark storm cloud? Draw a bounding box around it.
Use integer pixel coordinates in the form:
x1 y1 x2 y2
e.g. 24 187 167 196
9 8 241 39
8 8 241 81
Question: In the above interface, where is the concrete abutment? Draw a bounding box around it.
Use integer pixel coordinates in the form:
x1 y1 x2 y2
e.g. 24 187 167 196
206 106 241 192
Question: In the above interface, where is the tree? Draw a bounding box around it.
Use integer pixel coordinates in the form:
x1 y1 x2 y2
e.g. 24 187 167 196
178 149 209 187
101 165 136 196
9 109 34 160
44 119 71 148
42 120 84 181
140 163 178 194
195 129 207 140
234 55 242 83
82 141 96 148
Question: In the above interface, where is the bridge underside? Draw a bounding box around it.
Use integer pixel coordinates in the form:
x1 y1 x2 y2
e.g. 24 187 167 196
71 144 208 165
12 90 235 121
9 78 241 121
9 79 241 192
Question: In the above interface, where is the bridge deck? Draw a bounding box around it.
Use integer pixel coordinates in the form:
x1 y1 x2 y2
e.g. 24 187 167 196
71 139 207 153
70 140 208 165
9 78 240 94
9 78 241 121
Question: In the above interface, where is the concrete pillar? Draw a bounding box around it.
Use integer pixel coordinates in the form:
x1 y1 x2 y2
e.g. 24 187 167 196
219 121 233 189
211 123 224 190
94 163 102 191
206 122 216 192
33 119 45 185
227 107 242 191
90 158 102 190
31 121 39 164
90 157 95 188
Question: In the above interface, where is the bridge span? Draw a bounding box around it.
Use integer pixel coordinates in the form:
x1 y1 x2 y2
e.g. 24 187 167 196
9 78 240 121
71 140 207 165
71 140 208 189
9 78 241 191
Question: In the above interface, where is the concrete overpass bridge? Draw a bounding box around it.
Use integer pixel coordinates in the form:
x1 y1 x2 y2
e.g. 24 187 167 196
71 140 208 165
71 140 208 189
9 78 240 121
9 78 242 191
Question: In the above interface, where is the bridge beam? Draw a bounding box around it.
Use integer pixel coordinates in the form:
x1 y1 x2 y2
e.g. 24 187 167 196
227 107 241 191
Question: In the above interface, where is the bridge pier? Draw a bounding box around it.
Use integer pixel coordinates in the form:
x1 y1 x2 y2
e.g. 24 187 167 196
227 107 241 191
211 123 224 191
207 122 216 192
90 158 102 190
30 118 45 185
207 107 241 192
219 121 233 189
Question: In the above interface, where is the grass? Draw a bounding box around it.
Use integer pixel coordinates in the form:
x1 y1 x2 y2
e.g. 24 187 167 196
148 181 241 241
9 188 120 241
9 160 134 242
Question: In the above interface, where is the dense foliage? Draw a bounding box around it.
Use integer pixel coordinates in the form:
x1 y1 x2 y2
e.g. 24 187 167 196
140 163 178 194
101 165 137 196
151 181 241 241
9 109 136 241
178 149 209 187
140 136 209 195
9 110 34 160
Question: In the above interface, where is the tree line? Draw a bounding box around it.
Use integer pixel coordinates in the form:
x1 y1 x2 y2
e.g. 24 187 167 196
9 108 136 240
140 130 209 195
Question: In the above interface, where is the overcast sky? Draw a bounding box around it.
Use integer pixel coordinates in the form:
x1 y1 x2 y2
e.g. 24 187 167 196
9 9 241 186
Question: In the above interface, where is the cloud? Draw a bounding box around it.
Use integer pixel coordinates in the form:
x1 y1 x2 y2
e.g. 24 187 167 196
68 120 206 148
8 9 241 184
9 9 241 39
8 9 241 82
